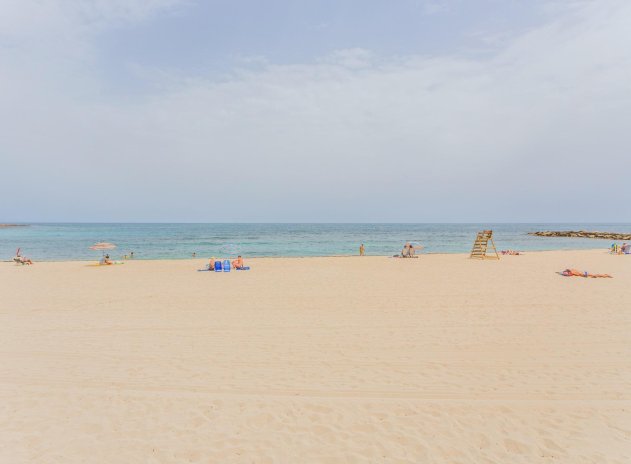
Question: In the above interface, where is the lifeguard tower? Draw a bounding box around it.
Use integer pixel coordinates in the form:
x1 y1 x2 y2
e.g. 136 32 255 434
470 230 499 260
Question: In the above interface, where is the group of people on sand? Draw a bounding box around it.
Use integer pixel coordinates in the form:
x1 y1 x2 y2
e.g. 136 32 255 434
359 242 422 258
400 242 419 258
10 243 615 279
610 243 629 254
207 255 246 270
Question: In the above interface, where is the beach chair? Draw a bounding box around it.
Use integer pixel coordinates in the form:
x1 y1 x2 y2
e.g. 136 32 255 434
470 230 500 260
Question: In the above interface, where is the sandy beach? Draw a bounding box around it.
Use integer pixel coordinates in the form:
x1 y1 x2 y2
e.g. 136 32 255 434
1 250 630 463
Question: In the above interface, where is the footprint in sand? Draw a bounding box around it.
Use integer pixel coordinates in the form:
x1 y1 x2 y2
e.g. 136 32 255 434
504 438 530 454
543 438 564 453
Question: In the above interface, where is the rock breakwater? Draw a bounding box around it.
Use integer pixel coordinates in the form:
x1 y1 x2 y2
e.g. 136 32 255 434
529 230 631 240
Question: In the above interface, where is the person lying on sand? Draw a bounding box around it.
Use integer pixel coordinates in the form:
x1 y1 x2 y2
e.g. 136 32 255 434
14 248 33 265
231 255 245 269
561 269 612 278
14 255 33 265
501 250 522 255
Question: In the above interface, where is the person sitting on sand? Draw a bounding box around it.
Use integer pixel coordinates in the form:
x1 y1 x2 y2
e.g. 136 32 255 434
561 268 612 278
401 243 410 258
622 243 629 254
100 254 113 265
231 255 245 269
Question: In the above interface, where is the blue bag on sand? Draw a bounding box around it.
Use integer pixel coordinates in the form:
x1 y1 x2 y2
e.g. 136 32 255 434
214 260 222 272
223 259 231 272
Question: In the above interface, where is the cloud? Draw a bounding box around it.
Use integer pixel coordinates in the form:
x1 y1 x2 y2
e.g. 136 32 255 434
1 0 630 221
319 48 375 69
0 0 185 38
418 0 450 15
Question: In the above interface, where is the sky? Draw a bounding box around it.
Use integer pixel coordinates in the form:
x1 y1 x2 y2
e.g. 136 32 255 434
1 0 630 222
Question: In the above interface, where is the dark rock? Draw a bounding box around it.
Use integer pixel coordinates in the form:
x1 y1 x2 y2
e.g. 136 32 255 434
528 230 631 240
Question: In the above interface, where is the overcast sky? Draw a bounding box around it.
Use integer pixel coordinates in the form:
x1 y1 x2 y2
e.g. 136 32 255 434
1 0 630 222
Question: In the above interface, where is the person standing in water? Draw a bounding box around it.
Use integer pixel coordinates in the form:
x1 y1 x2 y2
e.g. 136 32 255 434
359 244 365 256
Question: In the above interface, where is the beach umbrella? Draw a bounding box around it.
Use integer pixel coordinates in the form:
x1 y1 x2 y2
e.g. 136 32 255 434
90 242 116 256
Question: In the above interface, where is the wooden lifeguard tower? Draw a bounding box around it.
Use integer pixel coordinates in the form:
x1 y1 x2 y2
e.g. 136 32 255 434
470 230 499 259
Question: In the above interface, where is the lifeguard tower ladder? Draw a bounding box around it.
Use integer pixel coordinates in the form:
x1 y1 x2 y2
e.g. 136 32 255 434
470 230 499 260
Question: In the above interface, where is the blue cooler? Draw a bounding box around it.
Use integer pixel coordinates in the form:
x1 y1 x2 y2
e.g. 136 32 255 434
223 259 231 272
214 260 222 272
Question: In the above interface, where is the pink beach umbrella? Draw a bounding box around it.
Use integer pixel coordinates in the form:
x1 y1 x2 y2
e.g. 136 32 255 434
89 242 116 256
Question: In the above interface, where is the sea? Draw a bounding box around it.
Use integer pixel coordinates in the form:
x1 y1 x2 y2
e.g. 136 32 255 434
1 223 630 261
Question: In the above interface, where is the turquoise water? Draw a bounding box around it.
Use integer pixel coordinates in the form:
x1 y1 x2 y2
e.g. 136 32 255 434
1 223 629 261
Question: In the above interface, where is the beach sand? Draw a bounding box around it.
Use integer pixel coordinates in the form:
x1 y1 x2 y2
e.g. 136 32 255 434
1 250 630 463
